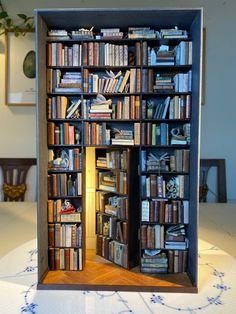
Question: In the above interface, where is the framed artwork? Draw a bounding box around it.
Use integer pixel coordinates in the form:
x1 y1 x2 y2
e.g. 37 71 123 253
5 30 36 106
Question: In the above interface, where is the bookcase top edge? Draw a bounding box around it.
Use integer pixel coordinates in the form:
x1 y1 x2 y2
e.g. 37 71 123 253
34 8 203 14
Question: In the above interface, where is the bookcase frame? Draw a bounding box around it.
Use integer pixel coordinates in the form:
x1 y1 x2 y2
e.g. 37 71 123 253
36 7 202 292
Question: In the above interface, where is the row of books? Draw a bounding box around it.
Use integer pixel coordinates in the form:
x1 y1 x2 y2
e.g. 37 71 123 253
48 148 82 171
84 122 140 146
47 97 81 120
48 173 82 197
47 68 192 94
141 174 188 199
47 95 190 121
83 42 129 66
48 223 82 248
47 199 82 223
96 214 128 244
47 122 81 145
96 192 128 220
140 224 188 250
48 27 188 41
48 29 93 40
83 68 141 94
83 95 141 120
141 251 168 273
96 150 128 169
97 170 127 195
47 41 192 68
96 235 128 268
142 95 191 120
48 247 82 271
173 71 192 93
47 42 82 67
141 149 189 173
141 249 188 273
175 41 192 65
128 27 188 39
141 122 190 146
141 199 189 224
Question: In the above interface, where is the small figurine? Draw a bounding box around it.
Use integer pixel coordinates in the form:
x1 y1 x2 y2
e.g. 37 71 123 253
60 200 76 214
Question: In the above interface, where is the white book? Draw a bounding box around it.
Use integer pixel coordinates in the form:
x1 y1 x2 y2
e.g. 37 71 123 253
142 200 150 221
60 248 65 270
65 224 73 247
68 149 74 170
70 248 74 270
60 224 65 247
146 176 150 198
73 250 78 270
154 224 160 248
183 200 189 223
79 248 83 270
77 173 82 195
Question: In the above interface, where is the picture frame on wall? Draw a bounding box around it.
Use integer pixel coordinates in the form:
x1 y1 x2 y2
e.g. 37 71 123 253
5 30 36 106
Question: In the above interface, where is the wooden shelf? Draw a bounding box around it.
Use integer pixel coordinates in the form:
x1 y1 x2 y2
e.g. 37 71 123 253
96 211 128 222
48 196 82 200
48 169 82 173
96 188 128 197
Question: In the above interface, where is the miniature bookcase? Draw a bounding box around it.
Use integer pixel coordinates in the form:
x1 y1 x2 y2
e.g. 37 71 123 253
36 8 202 292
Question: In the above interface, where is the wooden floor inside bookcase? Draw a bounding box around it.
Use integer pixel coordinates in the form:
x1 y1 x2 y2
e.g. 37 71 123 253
39 250 197 292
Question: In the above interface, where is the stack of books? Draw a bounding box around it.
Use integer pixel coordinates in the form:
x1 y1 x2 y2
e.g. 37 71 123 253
128 27 157 39
55 72 82 93
89 94 112 119
111 128 134 145
99 28 123 39
160 28 188 39
153 74 175 91
164 224 188 250
98 171 117 192
47 29 70 40
141 250 168 273
156 49 175 66
71 28 94 39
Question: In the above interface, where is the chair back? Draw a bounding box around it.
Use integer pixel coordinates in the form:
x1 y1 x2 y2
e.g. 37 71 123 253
199 159 227 203
0 158 36 201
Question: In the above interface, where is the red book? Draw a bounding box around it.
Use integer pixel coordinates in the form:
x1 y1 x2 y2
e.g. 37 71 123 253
47 122 55 145
69 125 75 144
64 248 70 271
48 224 55 247
141 225 147 249
48 248 55 270
73 148 80 171
64 123 69 144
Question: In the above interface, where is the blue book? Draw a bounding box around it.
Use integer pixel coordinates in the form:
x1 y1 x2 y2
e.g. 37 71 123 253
156 125 161 145
160 123 169 145
141 150 146 172
52 97 57 119
114 75 124 93
60 124 64 144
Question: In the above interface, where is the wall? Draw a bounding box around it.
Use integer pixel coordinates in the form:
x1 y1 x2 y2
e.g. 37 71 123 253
0 0 235 202
0 33 36 200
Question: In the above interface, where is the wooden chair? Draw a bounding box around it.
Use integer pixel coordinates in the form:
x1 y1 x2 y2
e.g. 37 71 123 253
199 159 227 203
0 158 37 201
